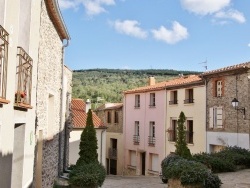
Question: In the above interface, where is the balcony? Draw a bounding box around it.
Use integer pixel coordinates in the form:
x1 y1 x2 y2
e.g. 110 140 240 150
184 98 194 104
108 148 117 160
148 136 155 146
169 100 178 105
133 135 140 145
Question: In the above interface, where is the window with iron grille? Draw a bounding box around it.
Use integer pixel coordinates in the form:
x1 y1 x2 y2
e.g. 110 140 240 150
0 25 9 102
15 47 33 107
168 119 177 142
148 121 155 145
184 88 194 104
169 90 178 105
133 121 140 144
149 93 155 107
135 94 140 108
186 120 193 144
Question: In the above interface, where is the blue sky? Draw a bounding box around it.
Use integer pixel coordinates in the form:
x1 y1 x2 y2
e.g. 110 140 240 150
59 0 250 72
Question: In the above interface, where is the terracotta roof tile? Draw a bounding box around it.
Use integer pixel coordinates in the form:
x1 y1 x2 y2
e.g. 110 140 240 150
202 62 250 76
71 99 103 128
124 75 202 94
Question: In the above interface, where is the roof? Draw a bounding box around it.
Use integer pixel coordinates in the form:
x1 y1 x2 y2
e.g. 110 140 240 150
202 62 250 76
71 99 104 129
96 103 123 111
45 0 70 40
123 75 203 94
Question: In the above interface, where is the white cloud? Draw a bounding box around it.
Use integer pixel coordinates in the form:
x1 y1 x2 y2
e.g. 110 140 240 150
58 0 115 16
151 21 188 44
113 20 148 39
180 0 230 15
215 9 246 23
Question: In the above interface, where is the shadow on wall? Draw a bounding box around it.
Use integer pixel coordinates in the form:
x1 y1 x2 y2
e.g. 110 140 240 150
0 152 13 187
69 139 80 165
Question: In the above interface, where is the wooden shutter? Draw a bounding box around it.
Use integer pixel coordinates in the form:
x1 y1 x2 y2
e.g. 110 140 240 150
216 107 223 128
209 107 214 128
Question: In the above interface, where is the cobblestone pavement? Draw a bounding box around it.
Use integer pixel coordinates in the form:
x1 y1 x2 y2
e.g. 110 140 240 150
101 169 250 188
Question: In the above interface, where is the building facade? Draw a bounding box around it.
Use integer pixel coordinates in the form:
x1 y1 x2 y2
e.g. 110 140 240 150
69 99 107 166
95 103 124 175
202 62 250 153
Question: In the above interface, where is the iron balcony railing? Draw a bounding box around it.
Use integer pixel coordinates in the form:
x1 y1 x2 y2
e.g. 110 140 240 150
148 136 155 146
186 131 194 144
168 129 176 142
184 98 194 104
133 135 140 145
108 148 117 159
169 100 178 105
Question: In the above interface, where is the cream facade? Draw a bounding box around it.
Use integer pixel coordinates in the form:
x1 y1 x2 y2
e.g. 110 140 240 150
166 84 206 155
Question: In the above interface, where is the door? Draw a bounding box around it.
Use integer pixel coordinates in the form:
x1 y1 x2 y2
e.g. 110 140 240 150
141 152 146 175
110 159 117 175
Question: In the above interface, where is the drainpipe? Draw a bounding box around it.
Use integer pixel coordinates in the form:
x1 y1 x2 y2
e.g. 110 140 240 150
100 129 105 164
58 39 69 176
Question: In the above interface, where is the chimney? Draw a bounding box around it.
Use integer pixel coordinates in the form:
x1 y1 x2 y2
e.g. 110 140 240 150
148 76 155 86
85 99 91 112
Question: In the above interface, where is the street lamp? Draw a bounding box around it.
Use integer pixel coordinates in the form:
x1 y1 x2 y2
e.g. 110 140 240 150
231 98 245 119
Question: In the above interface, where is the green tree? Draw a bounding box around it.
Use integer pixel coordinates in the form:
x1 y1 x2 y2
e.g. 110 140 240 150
175 111 192 159
76 109 98 165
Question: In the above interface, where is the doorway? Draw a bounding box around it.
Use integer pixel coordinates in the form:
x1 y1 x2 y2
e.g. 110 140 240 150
141 152 146 175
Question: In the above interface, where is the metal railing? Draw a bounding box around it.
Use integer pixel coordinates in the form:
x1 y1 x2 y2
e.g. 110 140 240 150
184 98 194 104
108 148 117 159
133 135 140 144
148 136 155 146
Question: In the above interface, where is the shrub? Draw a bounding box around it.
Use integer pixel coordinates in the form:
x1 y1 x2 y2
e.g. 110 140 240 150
69 162 106 187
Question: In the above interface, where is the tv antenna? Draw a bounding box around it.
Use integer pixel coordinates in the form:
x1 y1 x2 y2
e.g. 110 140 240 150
199 59 207 71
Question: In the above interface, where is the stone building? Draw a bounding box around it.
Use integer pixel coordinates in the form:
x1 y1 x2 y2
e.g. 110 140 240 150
69 99 107 166
33 1 71 188
202 62 250 152
95 103 124 175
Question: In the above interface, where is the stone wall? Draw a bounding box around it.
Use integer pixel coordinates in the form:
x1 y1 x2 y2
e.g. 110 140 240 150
33 1 64 187
206 70 250 133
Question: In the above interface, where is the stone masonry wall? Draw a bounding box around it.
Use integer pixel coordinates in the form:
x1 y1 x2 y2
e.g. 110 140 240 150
34 1 63 187
206 70 249 133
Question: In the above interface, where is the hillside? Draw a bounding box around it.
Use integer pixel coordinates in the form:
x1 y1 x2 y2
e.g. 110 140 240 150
72 69 201 105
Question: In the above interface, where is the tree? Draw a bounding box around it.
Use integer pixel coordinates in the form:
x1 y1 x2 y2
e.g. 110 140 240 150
76 109 98 165
175 111 192 159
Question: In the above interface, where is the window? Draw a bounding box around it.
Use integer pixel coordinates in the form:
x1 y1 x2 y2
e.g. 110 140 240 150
133 121 140 144
135 94 140 108
129 150 136 167
149 153 159 172
114 111 119 123
168 119 177 142
107 111 111 123
209 107 223 128
216 80 222 97
148 121 155 145
15 47 33 107
169 90 178 105
184 89 194 104
186 120 193 144
149 93 155 107
0 25 9 102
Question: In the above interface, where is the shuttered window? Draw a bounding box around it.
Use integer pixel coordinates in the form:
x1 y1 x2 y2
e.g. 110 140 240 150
209 107 223 128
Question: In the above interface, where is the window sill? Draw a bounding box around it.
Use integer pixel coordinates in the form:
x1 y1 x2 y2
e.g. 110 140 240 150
127 165 136 170
134 106 140 109
14 102 33 109
133 142 140 145
148 143 155 147
148 169 159 175
149 105 156 108
0 98 10 104
184 103 194 105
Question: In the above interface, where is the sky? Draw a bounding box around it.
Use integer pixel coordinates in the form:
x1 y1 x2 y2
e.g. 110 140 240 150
58 0 250 72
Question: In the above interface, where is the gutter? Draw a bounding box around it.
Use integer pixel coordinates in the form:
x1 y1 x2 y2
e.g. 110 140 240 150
100 129 105 164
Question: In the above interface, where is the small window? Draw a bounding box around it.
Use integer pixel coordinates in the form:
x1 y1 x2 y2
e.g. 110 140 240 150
107 111 111 123
216 81 222 97
135 94 140 108
149 93 155 107
186 120 193 144
184 89 194 104
0 25 9 102
133 121 140 144
114 111 119 124
169 90 178 105
15 47 33 107
209 107 223 128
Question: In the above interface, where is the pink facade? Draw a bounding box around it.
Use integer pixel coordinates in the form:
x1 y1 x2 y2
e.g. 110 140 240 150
123 90 166 175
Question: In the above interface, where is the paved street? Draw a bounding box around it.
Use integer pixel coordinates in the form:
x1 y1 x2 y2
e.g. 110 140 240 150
101 169 250 188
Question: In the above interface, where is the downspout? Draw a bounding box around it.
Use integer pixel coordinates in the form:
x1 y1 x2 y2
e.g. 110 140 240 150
123 94 126 175
100 129 105 164
58 39 69 176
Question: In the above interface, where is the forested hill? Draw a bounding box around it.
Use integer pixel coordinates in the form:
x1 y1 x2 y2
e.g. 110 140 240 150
72 69 201 105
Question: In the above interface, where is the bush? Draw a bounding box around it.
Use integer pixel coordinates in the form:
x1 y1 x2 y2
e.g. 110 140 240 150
192 152 235 173
69 162 106 187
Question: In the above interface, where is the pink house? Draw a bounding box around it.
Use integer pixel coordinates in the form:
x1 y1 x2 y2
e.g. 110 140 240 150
123 75 205 176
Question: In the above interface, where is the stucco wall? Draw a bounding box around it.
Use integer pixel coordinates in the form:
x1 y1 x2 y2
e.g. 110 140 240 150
124 90 166 175
166 85 206 155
